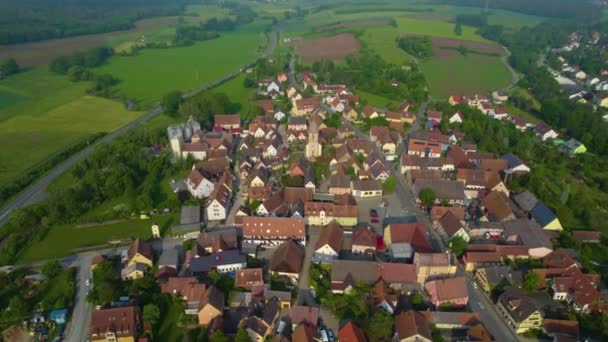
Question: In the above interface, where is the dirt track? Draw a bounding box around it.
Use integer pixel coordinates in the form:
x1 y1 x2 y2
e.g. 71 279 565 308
293 33 361 64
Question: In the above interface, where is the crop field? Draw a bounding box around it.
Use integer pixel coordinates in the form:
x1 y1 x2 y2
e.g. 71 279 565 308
95 22 267 107
421 54 513 99
294 33 361 64
427 36 506 59
0 17 181 67
0 94 142 185
19 214 176 262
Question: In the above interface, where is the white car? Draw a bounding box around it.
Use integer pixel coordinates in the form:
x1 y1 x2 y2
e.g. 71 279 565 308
85 278 91 287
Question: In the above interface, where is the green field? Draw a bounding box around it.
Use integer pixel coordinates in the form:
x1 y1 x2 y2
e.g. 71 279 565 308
395 17 489 42
356 89 399 108
19 214 176 262
96 21 268 107
0 68 143 185
359 26 411 65
421 54 513 99
210 73 256 117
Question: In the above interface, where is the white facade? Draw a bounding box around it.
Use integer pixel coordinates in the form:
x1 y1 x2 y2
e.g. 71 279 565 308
206 199 227 221
188 178 214 199
181 150 207 160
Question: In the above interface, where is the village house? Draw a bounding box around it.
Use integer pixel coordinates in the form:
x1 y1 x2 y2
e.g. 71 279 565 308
503 218 553 258
448 111 464 124
492 90 509 103
292 97 320 116
241 299 281 340
502 153 530 175
330 260 416 294
328 175 351 195
435 211 469 242
338 322 367 342
413 252 457 284
394 311 432 342
313 221 344 263
351 179 382 198
188 250 247 275
90 305 140 342
194 229 238 255
305 195 358 226
206 174 232 221
530 202 563 231
269 239 305 280
171 205 203 238
351 226 377 255
496 287 543 334
198 286 224 326
425 277 469 308
121 239 153 280
534 123 559 141
213 114 241 132
412 179 466 206
383 223 434 260
474 265 522 293
482 191 516 222
161 277 207 314
235 268 264 289
242 217 306 246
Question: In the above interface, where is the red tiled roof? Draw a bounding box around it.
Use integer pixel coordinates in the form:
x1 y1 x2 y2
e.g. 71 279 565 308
339 322 367 342
161 277 206 302
395 311 431 341
543 319 579 338
315 221 344 252
352 227 376 248
386 223 433 252
235 268 264 289
90 306 139 340
242 217 305 240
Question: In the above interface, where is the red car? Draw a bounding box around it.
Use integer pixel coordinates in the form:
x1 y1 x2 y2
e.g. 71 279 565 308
370 209 379 223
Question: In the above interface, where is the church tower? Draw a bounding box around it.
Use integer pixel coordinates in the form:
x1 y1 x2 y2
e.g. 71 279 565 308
305 119 322 160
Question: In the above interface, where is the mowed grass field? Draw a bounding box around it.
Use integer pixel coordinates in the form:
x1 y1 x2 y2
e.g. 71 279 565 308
395 17 489 43
211 73 255 117
96 21 268 107
19 214 176 262
421 54 513 99
0 68 143 185
359 26 411 65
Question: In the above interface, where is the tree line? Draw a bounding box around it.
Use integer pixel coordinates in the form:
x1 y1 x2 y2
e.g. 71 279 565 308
310 49 428 104
397 36 433 59
433 0 600 20
0 0 188 45
0 58 19 79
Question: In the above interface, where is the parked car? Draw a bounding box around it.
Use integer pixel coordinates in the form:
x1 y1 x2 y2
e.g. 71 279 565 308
370 209 379 223
85 278 91 287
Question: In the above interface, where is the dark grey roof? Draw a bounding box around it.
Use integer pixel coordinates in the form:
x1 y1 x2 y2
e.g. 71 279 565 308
498 287 539 323
181 205 202 225
413 179 465 201
512 191 538 212
502 218 552 249
189 250 246 273
502 153 523 168
530 202 557 227
479 265 522 286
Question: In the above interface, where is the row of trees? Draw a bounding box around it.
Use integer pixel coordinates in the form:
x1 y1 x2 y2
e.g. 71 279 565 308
435 0 600 20
397 36 433 59
0 0 188 45
310 50 428 104
49 47 113 75
0 58 19 78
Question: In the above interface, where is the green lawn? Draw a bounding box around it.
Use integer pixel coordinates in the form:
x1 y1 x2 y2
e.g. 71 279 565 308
421 54 513 99
356 89 399 107
19 215 176 262
156 299 188 341
359 26 411 65
210 73 256 116
96 21 268 107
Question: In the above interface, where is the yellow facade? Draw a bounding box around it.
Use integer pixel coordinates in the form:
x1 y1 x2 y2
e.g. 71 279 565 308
416 264 457 284
128 253 153 268
334 217 357 227
542 218 563 231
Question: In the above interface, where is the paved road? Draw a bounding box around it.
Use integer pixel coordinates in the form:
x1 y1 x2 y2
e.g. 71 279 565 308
0 29 278 228
354 121 521 341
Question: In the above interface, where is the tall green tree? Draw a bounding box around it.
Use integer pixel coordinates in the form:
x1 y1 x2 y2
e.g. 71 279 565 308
162 90 183 117
454 21 463 36
522 270 541 292
143 304 160 326
368 310 393 340
234 327 252 342
0 58 19 76
42 260 63 278
419 188 436 206
448 236 468 257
